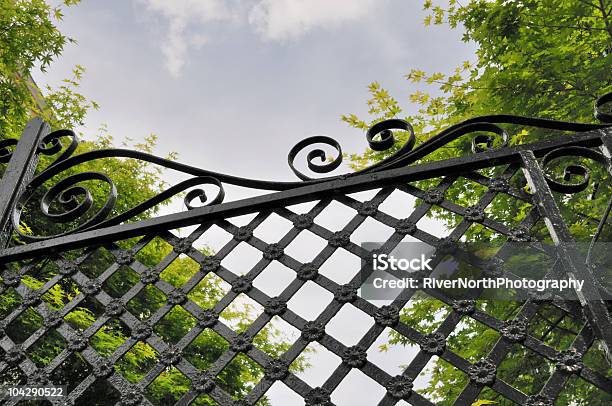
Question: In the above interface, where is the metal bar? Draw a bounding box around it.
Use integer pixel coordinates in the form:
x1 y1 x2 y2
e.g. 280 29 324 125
520 150 612 363
0 129 605 263
0 118 48 248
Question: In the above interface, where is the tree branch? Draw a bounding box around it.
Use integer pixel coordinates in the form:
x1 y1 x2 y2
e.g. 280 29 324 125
576 0 599 10
524 22 609 31
598 0 612 42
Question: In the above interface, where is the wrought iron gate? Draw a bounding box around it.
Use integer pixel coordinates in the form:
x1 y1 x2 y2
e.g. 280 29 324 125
0 94 611 405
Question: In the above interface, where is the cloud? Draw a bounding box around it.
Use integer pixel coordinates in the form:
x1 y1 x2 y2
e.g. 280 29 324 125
138 0 236 77
138 0 377 76
248 0 377 42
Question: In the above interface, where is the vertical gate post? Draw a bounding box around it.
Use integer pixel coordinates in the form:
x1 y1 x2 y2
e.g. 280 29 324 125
520 150 612 363
0 118 48 248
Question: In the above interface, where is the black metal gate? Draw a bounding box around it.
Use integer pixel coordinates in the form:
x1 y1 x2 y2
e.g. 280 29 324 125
0 94 611 405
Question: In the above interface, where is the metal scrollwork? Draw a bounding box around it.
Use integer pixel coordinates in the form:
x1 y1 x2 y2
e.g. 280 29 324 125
96 176 225 229
357 92 611 174
287 135 343 180
6 92 612 241
469 123 509 153
11 130 230 240
183 177 225 210
13 172 226 241
366 119 415 151
39 171 117 225
541 146 608 194
0 138 18 163
288 118 416 180
38 129 79 166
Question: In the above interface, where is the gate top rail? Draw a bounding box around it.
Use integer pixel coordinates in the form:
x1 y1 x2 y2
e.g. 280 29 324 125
0 127 608 265
0 92 610 257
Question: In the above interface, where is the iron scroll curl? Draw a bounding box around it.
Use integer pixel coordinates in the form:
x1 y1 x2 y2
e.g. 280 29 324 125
541 146 609 195
0 138 19 163
38 129 79 166
12 172 226 242
288 136 343 181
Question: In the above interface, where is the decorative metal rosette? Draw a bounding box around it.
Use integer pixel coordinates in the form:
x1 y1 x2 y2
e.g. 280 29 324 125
167 288 187 305
555 349 583 373
4 345 25 365
263 243 284 260
44 311 63 328
192 371 216 393
264 359 289 381
93 360 115 378
140 268 159 284
329 231 351 248
305 387 332 406
452 299 476 315
68 333 88 352
500 318 528 342
419 332 446 355
341 345 368 368
231 275 253 293
197 310 219 328
374 305 400 327
234 226 253 242
395 218 417 235
385 375 413 399
334 283 357 303
118 387 144 406
200 256 221 272
173 238 192 254
104 299 125 317
301 321 325 342
468 359 497 385
231 333 253 353
264 297 287 316
82 279 102 295
160 345 183 366
115 250 134 265
293 213 314 229
297 262 319 281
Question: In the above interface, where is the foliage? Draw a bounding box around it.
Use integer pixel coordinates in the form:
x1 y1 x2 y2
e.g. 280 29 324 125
344 0 612 404
0 0 95 138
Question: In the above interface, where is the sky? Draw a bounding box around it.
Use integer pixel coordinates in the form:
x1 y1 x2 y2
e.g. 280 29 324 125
37 0 474 186
34 1 476 404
